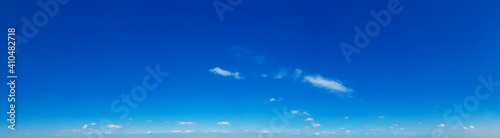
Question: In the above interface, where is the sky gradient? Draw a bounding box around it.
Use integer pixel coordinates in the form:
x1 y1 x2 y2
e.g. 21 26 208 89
1 0 500 137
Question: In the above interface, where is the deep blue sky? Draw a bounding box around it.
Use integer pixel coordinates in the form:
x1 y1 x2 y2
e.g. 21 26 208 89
1 0 500 137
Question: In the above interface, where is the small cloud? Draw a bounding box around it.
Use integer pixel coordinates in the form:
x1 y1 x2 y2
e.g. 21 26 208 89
291 110 299 115
304 118 314 121
274 68 288 79
147 120 152 122
107 124 122 129
185 130 194 133
311 122 321 127
303 75 352 93
379 116 384 119
400 128 406 131
217 122 230 125
303 112 310 116
340 127 345 130
261 74 267 77
470 126 475 129
463 126 469 130
82 125 88 129
269 98 276 102
129 118 132 120
304 126 310 130
178 121 196 126
344 116 349 119
437 124 446 127
209 67 242 79
90 123 96 126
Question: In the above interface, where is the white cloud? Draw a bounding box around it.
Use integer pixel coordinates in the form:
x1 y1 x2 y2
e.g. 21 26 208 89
437 124 446 127
312 122 321 127
129 118 132 120
469 126 475 129
303 112 310 116
106 124 122 129
293 69 303 79
340 127 345 130
217 122 230 125
303 75 352 93
379 116 384 119
269 98 276 102
344 116 349 119
185 130 194 133
304 118 314 121
291 110 299 115
261 74 267 77
171 130 182 133
178 121 196 126
90 123 96 125
82 125 88 129
463 126 469 130
209 67 242 79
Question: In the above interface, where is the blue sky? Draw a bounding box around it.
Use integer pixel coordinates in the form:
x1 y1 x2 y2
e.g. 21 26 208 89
1 0 500 137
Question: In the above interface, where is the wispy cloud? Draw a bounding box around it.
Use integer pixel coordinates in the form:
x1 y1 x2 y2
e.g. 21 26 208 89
304 118 314 121
209 67 242 79
293 69 303 79
217 122 230 125
303 75 352 93
82 125 88 129
274 68 288 79
269 98 276 102
311 122 321 127
106 124 122 129
231 46 266 64
178 121 196 126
